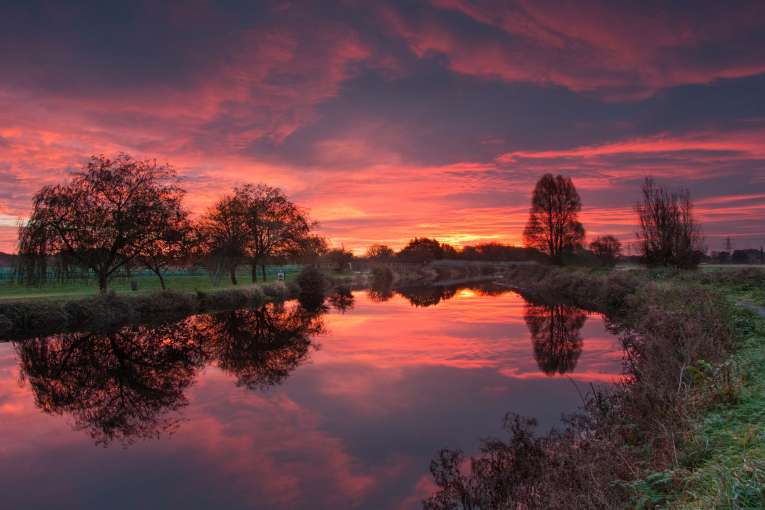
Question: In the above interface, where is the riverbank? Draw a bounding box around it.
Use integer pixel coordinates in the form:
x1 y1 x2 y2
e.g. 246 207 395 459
425 264 765 509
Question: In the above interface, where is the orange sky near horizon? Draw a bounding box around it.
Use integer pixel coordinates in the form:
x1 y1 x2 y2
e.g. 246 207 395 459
1 1 764 254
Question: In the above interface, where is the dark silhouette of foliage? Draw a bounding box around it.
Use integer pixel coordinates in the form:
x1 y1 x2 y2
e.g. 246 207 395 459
589 235 622 266
524 303 587 375
365 244 395 262
16 322 207 445
328 285 354 312
236 184 315 282
635 177 702 269
397 285 458 307
18 154 185 292
397 238 455 264
325 246 354 272
198 304 324 390
523 174 585 264
296 265 327 310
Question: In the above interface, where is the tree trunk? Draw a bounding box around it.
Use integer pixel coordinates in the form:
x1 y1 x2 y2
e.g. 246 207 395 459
98 272 109 293
158 272 166 290
230 265 238 285
261 264 267 282
251 263 258 283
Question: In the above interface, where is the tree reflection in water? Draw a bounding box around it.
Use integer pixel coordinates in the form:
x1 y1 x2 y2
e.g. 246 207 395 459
397 286 458 307
16 323 208 446
15 302 324 446
524 303 587 376
327 286 354 313
198 303 324 390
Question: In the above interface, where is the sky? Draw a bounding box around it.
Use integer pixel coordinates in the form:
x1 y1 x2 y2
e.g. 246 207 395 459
1 0 764 254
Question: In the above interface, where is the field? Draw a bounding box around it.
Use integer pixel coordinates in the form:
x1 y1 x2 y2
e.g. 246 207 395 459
0 266 303 301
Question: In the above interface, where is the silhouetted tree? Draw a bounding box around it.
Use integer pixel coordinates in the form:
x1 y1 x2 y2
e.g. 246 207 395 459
18 154 185 292
635 177 702 269
523 174 585 264
236 184 314 282
397 238 454 264
366 244 395 262
325 246 354 272
589 235 622 266
524 304 587 376
138 209 196 289
199 193 249 285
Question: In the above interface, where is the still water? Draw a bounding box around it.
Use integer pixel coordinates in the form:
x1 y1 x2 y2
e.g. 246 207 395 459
0 286 622 509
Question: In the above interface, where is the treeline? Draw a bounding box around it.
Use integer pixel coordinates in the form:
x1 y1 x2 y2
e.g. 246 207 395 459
16 155 712 293
17 154 327 292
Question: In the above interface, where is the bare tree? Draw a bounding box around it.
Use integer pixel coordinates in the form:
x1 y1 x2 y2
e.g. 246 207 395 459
19 154 185 293
523 174 585 264
635 178 702 269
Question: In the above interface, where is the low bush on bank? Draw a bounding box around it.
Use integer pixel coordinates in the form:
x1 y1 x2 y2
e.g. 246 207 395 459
296 265 326 310
426 266 739 509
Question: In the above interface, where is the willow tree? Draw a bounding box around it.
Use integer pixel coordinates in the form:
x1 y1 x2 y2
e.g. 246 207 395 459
19 154 185 292
523 174 585 264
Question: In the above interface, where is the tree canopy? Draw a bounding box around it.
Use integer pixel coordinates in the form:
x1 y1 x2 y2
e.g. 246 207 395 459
523 174 585 264
19 154 185 292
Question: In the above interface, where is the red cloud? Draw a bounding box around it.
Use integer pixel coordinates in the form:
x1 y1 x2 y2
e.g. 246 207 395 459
388 0 765 98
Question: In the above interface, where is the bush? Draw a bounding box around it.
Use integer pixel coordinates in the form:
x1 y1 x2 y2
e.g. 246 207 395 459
0 314 12 337
129 290 197 318
262 281 288 301
63 293 136 330
196 288 264 310
0 301 69 336
297 265 326 310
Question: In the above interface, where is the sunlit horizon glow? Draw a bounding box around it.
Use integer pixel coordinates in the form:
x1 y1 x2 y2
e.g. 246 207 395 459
1 1 764 253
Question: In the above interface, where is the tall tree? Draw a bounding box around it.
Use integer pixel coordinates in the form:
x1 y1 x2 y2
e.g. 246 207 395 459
635 178 702 269
198 193 249 285
523 174 585 264
19 154 185 292
137 211 196 290
236 184 315 282
366 244 395 262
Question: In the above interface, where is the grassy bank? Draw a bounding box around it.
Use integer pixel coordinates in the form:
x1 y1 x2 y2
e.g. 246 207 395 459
632 273 765 509
426 264 764 509
0 266 302 301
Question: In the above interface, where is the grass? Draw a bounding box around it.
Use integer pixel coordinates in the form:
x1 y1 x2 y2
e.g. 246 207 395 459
664 292 765 509
0 267 301 301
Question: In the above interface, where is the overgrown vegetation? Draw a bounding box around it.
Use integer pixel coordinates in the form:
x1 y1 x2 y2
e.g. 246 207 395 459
425 265 762 509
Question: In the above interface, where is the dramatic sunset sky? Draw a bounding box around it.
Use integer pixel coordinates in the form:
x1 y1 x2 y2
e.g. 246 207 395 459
1 1 764 253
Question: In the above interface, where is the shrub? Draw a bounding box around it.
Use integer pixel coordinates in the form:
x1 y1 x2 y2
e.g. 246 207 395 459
63 293 136 330
262 281 289 301
297 265 326 310
0 301 69 336
196 288 262 310
0 314 12 337
129 290 197 318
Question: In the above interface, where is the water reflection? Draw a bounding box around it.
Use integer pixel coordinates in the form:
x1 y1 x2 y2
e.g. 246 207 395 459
524 304 586 376
0 288 622 509
15 302 324 445
202 305 324 390
16 323 207 446
396 286 459 307
328 287 355 313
